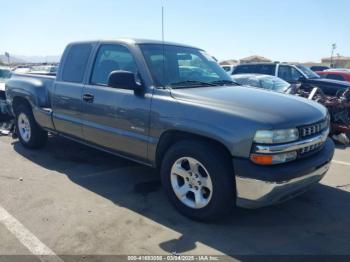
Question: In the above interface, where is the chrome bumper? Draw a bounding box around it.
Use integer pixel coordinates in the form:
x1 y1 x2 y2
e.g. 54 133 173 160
236 162 331 209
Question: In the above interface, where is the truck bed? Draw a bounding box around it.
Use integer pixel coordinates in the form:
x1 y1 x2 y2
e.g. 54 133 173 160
7 73 56 108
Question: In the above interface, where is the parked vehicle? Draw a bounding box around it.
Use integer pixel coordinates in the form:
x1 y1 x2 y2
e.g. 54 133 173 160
0 67 11 120
231 74 292 93
317 70 350 83
5 39 334 221
310 66 329 72
221 65 236 75
29 65 58 76
232 62 350 96
13 66 31 74
231 73 350 143
325 68 350 73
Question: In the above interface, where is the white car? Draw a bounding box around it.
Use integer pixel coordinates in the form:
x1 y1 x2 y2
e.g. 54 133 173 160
0 67 11 93
0 67 11 118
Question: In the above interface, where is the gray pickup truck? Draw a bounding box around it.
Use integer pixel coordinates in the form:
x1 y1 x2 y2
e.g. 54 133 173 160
5 39 334 221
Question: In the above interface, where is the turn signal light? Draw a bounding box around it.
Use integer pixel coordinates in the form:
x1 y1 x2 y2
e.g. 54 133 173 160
250 154 273 165
250 151 297 165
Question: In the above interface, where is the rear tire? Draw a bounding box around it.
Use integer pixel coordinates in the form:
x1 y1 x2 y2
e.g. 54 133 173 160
15 104 47 149
160 140 235 222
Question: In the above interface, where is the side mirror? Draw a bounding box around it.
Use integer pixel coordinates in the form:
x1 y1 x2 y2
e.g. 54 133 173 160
107 70 143 91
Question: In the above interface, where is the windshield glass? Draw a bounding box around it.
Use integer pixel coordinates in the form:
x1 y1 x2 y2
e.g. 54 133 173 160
259 75 290 92
139 44 231 88
0 69 11 83
296 65 320 79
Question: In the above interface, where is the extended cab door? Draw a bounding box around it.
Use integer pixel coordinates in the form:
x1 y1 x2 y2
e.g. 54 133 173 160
52 43 94 138
277 65 303 83
81 43 152 162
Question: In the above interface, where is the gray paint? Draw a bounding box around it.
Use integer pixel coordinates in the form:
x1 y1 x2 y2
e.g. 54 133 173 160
5 39 327 167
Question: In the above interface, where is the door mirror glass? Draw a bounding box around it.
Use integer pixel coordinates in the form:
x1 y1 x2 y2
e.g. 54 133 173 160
107 70 142 91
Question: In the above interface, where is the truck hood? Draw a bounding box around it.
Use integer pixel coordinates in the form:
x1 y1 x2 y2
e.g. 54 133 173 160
170 85 327 129
306 77 350 87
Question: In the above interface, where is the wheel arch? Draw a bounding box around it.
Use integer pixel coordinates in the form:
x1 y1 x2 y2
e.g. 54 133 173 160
12 96 32 114
155 130 233 169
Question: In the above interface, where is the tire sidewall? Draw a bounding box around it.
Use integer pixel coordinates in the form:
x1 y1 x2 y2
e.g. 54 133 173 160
161 141 235 221
15 105 47 148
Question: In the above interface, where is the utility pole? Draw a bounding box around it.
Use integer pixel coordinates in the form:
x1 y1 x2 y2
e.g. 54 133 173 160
330 43 337 68
5 52 11 69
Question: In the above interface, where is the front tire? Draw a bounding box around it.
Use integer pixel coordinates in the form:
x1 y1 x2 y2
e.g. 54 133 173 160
15 104 47 149
160 140 235 221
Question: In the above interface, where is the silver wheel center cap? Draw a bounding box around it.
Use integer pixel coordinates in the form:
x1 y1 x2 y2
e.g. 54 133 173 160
190 177 198 186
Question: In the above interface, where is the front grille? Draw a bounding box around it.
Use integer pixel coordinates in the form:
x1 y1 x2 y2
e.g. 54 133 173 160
300 142 324 155
300 119 328 138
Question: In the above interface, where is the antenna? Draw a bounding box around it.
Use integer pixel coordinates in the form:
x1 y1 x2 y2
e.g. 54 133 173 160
161 3 166 87
162 5 165 43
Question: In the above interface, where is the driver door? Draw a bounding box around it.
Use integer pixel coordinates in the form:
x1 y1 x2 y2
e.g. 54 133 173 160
81 44 151 161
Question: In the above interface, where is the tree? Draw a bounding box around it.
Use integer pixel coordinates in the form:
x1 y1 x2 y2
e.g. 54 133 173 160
345 62 350 69
0 59 4 66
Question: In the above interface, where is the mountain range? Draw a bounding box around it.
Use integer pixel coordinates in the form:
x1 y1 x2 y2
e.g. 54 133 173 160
0 54 61 64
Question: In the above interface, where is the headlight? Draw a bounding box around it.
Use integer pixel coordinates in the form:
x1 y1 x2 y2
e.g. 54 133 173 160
253 128 299 144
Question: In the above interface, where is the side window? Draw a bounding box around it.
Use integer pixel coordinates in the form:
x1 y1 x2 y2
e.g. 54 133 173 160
278 65 302 82
91 44 138 86
62 44 93 83
326 74 345 81
234 65 255 74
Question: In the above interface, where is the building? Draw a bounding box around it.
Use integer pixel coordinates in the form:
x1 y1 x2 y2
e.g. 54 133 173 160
219 59 238 66
321 55 350 68
239 55 272 64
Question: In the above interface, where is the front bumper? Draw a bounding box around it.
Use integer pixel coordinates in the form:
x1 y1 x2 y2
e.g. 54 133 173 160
234 138 334 209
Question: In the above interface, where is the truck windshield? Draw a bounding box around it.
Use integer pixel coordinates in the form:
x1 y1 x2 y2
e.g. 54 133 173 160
139 44 232 88
296 65 320 79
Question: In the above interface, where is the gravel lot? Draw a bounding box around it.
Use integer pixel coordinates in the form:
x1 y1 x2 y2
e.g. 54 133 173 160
0 135 349 259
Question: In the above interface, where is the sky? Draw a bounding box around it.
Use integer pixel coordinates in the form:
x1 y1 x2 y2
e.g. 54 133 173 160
0 0 349 62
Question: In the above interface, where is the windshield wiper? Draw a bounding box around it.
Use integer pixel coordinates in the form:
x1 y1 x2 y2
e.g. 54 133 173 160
169 80 217 88
210 80 240 86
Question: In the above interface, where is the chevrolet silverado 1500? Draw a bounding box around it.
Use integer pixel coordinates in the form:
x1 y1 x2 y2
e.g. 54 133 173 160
5 39 335 221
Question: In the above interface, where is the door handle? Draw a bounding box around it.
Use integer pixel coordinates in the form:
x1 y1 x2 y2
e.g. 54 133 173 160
83 93 94 103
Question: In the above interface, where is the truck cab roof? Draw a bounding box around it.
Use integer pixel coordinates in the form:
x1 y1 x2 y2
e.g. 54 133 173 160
67 38 200 49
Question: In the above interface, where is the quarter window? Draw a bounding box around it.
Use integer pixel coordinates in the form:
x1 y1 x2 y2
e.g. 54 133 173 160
62 44 93 83
91 44 138 86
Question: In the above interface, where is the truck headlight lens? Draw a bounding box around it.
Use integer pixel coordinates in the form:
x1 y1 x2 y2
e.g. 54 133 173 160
250 151 297 165
254 128 299 144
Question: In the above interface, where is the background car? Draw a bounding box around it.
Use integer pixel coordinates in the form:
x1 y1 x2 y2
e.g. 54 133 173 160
0 67 11 94
324 68 350 73
29 65 58 75
13 65 31 74
0 67 12 120
231 74 292 93
310 66 330 72
232 62 350 96
316 70 350 83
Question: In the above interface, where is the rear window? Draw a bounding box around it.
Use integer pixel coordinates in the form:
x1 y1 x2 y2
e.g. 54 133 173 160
233 64 275 75
62 44 93 83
